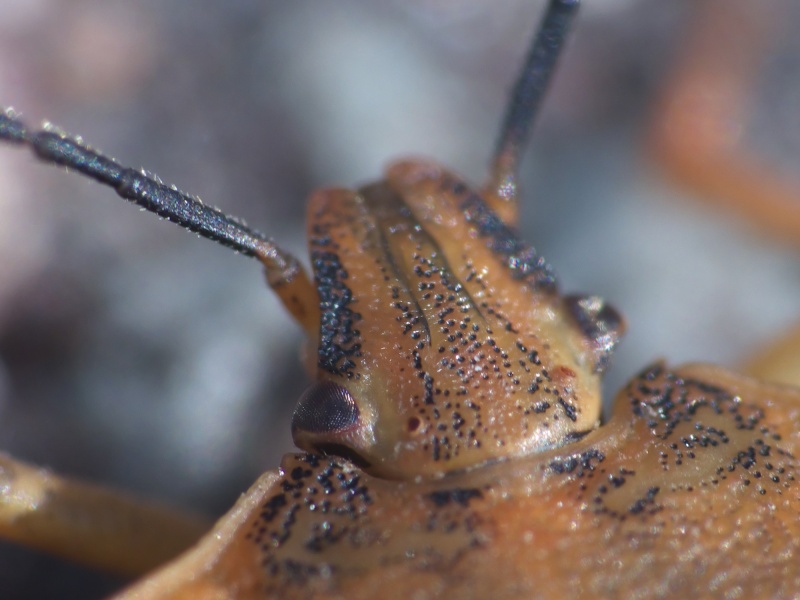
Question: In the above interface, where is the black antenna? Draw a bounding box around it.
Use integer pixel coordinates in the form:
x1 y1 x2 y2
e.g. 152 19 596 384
0 109 320 332
0 109 298 271
487 0 579 208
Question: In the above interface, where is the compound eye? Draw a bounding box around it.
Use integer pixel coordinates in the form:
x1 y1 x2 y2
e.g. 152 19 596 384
292 380 360 435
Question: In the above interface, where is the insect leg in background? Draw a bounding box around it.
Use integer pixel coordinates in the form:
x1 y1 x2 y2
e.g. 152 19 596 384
650 0 800 388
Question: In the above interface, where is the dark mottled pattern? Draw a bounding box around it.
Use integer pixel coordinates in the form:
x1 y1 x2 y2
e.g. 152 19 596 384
246 454 372 582
551 364 798 520
310 247 362 378
356 182 577 468
246 454 486 593
441 176 556 293
384 249 572 464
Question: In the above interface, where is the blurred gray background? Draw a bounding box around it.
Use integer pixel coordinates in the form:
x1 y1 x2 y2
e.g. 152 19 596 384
0 0 799 597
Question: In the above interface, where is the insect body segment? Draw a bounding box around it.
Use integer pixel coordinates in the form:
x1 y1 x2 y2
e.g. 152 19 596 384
292 159 623 478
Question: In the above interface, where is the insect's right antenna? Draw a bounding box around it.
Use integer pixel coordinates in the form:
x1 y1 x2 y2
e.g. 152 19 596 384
0 110 319 334
484 0 579 225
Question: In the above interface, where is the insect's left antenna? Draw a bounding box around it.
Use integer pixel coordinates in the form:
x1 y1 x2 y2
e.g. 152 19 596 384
0 110 319 334
484 0 579 225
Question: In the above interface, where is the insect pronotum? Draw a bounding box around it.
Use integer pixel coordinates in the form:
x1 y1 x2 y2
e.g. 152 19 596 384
0 0 799 598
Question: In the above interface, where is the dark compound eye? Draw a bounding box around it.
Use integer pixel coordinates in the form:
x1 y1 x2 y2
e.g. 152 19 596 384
563 294 625 374
292 380 360 434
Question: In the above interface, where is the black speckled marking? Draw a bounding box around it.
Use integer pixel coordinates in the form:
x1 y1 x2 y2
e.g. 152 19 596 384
427 488 484 507
247 454 488 592
442 176 557 293
549 449 605 476
557 397 578 422
247 455 373 586
311 249 362 377
551 364 798 521
355 181 577 467
628 486 660 515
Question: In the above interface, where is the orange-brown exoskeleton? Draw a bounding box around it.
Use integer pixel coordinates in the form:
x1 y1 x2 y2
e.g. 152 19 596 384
2 1 800 598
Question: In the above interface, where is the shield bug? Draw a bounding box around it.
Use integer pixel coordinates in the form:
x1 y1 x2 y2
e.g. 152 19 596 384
1 1 800 600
